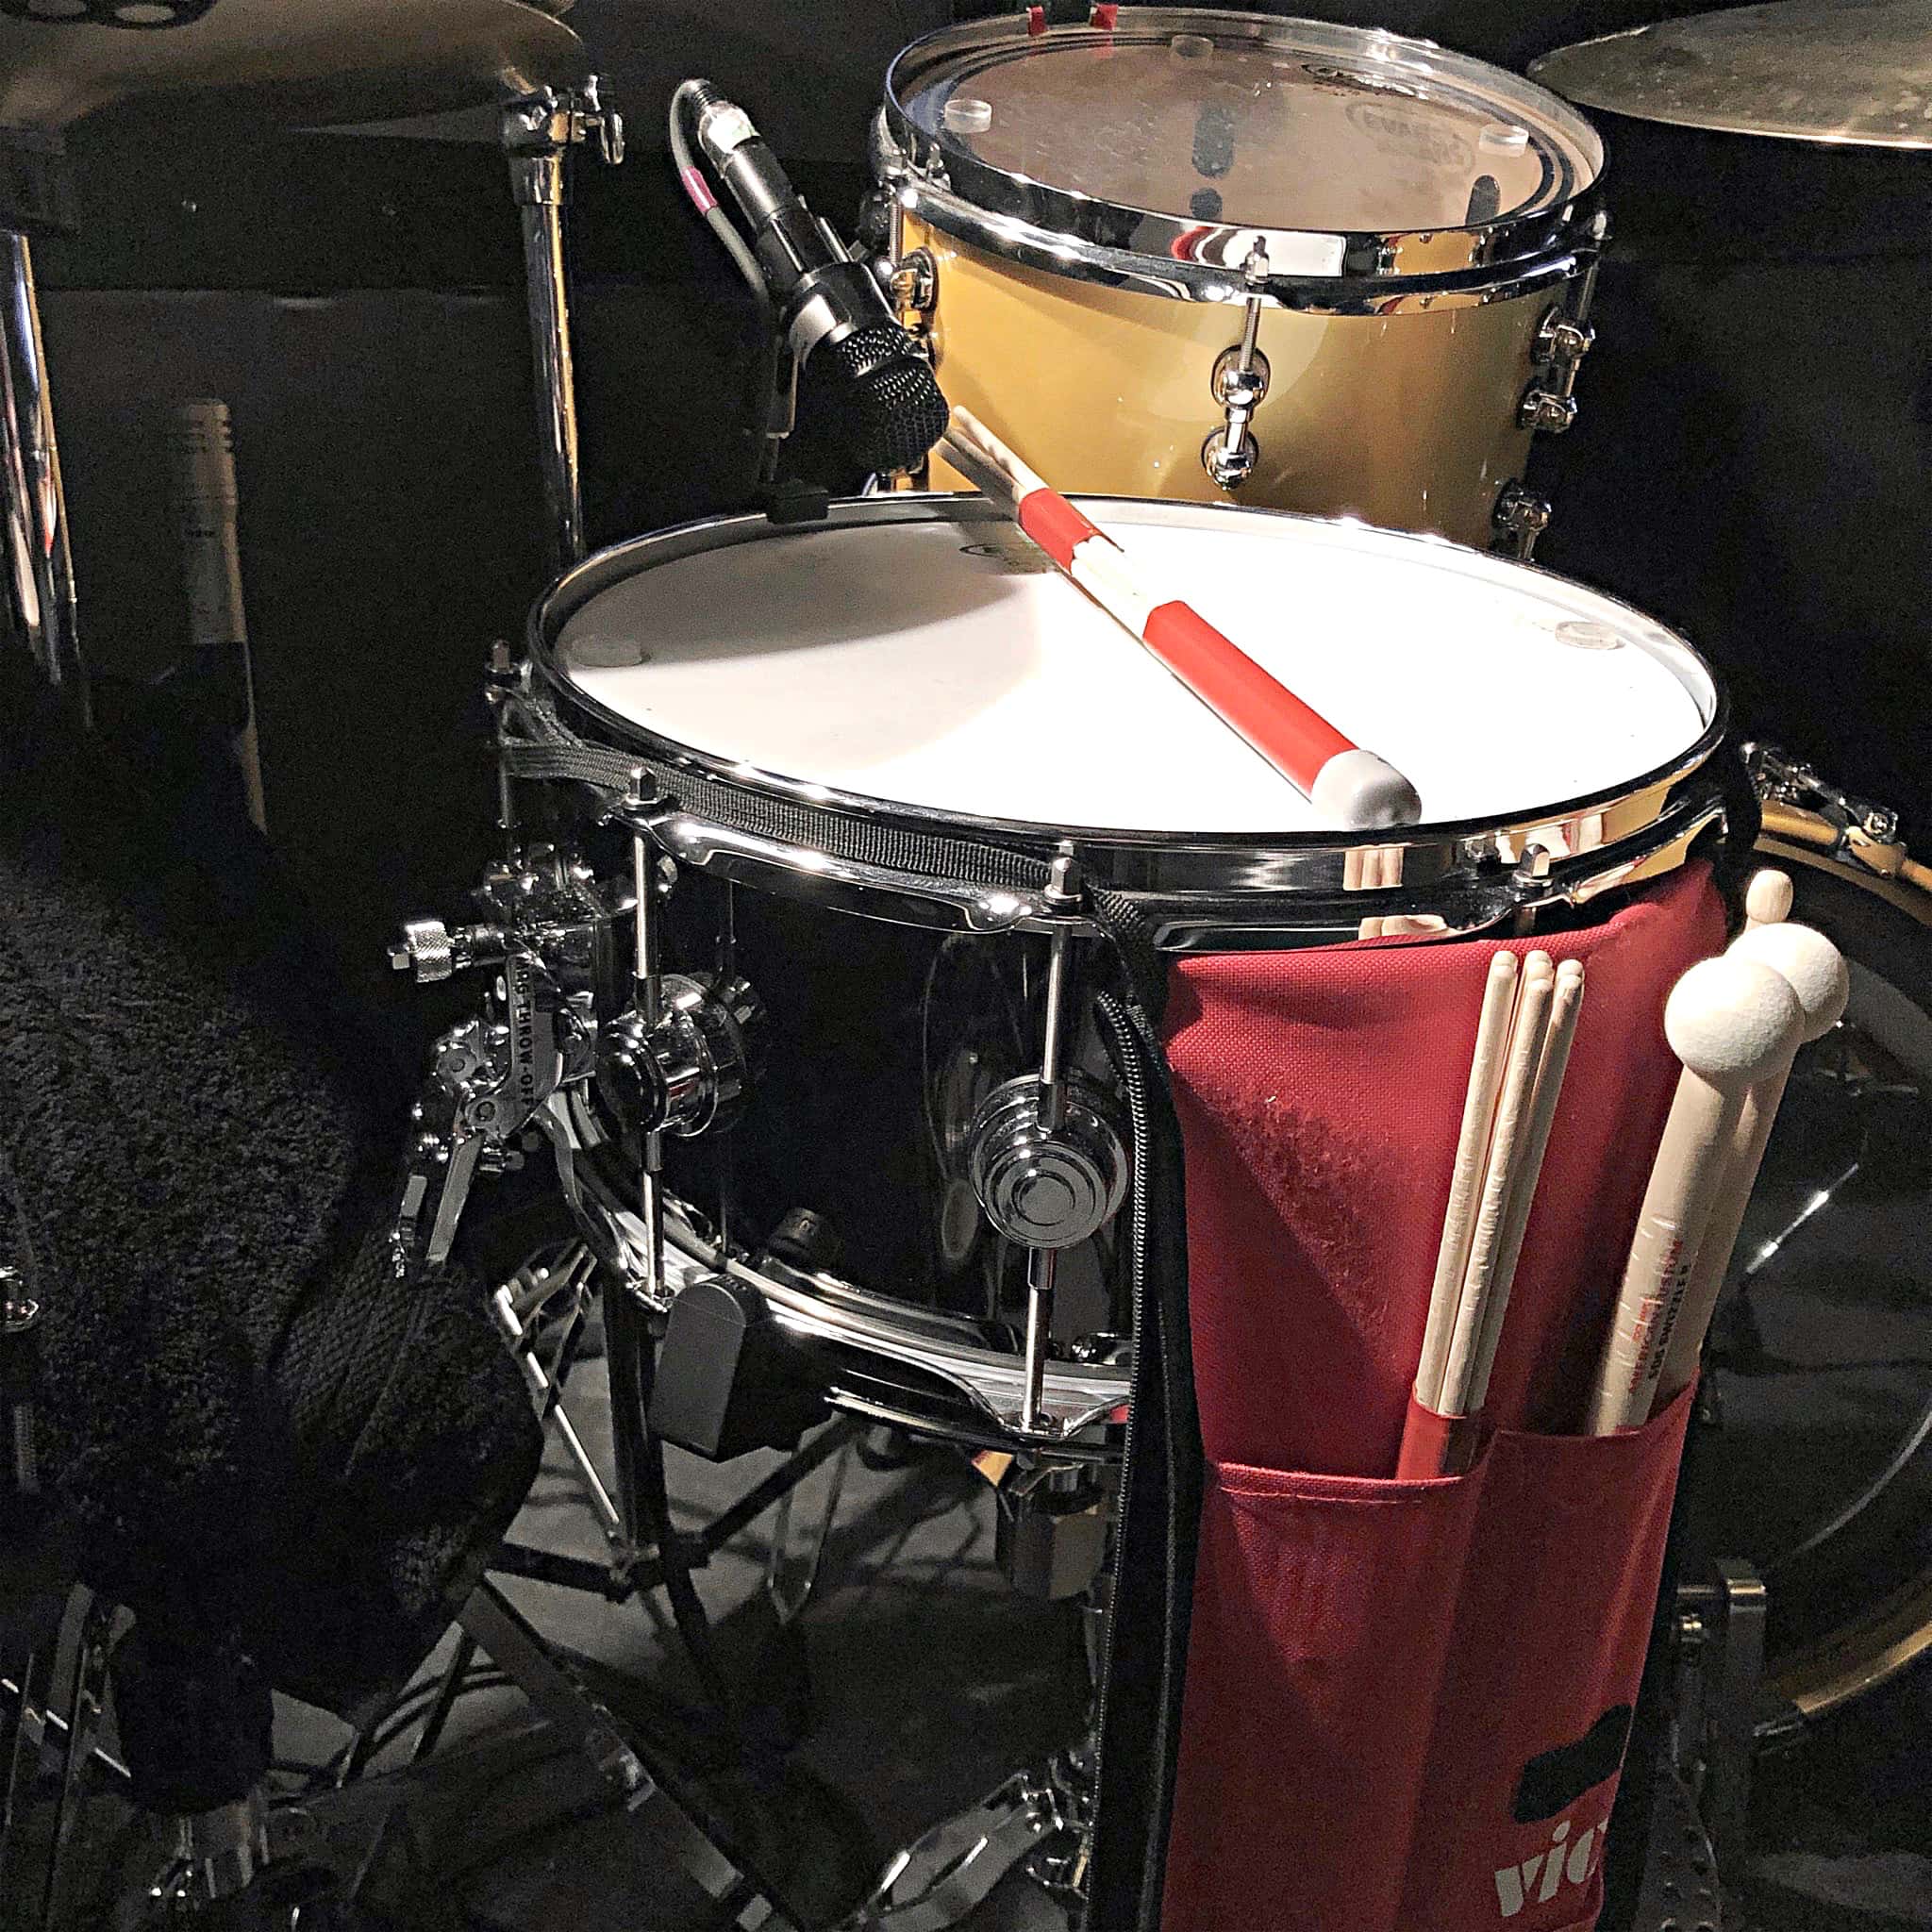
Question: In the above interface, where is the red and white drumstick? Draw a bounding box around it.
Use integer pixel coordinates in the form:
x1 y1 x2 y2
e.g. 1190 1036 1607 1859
1587 956 1804 1434
941 407 1423 830
1653 921 1847 1407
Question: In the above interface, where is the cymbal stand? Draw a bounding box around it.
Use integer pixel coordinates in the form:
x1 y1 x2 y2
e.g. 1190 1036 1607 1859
501 80 624 578
0 128 86 724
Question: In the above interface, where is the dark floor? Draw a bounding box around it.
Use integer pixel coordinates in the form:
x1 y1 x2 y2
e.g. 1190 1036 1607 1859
5 1347 1931 1928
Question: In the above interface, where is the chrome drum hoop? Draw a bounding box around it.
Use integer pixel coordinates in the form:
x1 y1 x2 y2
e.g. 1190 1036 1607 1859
526 495 1731 951
874 8 1608 316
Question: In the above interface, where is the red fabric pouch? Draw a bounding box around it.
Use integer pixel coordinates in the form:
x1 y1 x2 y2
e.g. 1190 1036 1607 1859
1158 867 1724 1932
1399 1393 1693 1932
1162 1458 1487 1932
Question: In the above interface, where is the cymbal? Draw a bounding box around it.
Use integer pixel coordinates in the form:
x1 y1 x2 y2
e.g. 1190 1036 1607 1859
0 0 585 134
1530 1 1932 151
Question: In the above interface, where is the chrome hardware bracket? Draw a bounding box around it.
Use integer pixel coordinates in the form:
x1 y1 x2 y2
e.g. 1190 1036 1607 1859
888 245 939 334
1746 742 1903 850
842 1755 1088 1932
1201 252 1271 490
1492 480 1553 560
647 810 1081 937
1519 292 1594 436
390 842 625 1273
1672 1559 1766 1894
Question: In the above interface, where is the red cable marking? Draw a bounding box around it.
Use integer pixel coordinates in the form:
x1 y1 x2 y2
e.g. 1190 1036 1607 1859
678 166 717 215
1143 601 1356 787
1016 489 1102 569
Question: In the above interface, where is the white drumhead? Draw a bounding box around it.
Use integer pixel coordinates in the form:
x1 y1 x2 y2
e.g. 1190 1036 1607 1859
555 504 1715 837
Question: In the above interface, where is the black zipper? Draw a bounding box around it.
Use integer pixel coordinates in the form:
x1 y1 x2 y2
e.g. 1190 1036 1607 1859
1091 987 1158 1923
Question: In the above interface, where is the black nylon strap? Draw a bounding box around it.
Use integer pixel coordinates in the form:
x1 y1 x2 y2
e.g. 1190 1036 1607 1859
1086 889 1202 1932
501 710 1056 897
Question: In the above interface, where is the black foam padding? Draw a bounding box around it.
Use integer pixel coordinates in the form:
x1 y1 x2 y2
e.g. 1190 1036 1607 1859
110 1622 274 1815
805 325 950 477
0 671 540 1736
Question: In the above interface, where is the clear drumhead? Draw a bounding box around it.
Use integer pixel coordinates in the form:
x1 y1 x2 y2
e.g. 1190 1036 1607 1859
552 500 1714 843
887 9 1602 239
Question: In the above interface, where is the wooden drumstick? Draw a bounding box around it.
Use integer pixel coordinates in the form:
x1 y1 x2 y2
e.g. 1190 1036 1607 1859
1411 950 1522 1411
1653 922 1848 1407
1587 957 1804 1434
1356 844 1390 940
1744 868 1794 931
1465 957 1587 1413
1439 953 1556 1418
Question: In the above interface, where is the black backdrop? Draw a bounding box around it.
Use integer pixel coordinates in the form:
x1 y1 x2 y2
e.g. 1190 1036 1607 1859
27 0 1932 991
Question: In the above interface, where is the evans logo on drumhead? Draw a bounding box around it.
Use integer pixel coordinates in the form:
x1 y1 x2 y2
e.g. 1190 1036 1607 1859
1344 99 1474 172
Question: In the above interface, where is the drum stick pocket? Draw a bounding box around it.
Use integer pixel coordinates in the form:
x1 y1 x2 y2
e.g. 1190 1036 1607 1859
941 407 1423 830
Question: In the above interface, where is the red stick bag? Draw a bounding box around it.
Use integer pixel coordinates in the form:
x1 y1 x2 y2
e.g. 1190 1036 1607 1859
1162 1457 1487 1932
1396 1391 1694 1932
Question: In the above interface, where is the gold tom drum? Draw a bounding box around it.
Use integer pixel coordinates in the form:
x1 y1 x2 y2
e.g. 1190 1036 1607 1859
872 8 1606 552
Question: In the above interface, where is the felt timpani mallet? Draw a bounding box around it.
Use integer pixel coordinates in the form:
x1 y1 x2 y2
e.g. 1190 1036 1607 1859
1587 956 1805 1435
1652 921 1849 1410
940 406 1424 832
1743 868 1795 931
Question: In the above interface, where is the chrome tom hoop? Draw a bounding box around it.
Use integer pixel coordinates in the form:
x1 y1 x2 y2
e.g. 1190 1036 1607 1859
870 8 1607 551
458 494 1729 1457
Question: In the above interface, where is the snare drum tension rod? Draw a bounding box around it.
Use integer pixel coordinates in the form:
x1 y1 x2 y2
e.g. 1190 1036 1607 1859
966 851 1127 1437
1202 247 1273 491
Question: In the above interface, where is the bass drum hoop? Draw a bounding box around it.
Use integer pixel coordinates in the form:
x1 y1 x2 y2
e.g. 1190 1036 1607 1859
1744 807 1932 1726
528 494 1730 948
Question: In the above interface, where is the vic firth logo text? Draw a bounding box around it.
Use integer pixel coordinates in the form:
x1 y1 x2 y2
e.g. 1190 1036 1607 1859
1493 1812 1607 1919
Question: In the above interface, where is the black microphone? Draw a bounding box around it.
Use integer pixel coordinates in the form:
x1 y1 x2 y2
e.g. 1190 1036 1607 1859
691 84 949 475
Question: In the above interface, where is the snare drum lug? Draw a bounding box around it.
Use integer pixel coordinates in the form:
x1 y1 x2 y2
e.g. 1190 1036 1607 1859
967 1076 1128 1251
1492 482 1553 558
594 972 766 1141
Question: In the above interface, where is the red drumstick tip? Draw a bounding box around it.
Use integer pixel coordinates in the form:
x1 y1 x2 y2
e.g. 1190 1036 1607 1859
1311 749 1424 830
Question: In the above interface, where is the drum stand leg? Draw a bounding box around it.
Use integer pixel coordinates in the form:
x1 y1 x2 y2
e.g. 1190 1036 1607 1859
0 227 87 724
0 1589 116 1932
453 1577 799 1931
502 82 624 581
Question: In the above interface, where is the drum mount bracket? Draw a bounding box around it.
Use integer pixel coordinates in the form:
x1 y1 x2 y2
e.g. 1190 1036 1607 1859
389 844 625 1274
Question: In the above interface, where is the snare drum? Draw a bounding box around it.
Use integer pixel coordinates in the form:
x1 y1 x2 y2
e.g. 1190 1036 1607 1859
871 9 1606 552
515 496 1726 1453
